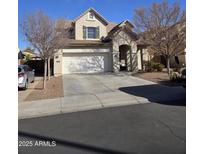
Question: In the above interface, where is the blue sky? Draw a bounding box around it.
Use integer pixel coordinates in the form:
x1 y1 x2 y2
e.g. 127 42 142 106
18 0 186 50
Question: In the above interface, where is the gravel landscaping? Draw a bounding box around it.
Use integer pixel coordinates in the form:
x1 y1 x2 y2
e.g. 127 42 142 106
134 72 185 87
18 80 40 102
24 76 64 101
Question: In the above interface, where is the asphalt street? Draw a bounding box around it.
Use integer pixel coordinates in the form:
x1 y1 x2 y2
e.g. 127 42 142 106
19 100 186 154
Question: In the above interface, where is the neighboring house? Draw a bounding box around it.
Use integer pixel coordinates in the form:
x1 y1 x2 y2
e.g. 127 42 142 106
54 8 144 75
23 49 52 76
18 50 25 65
18 48 41 64
151 52 186 68
18 48 48 75
23 49 41 60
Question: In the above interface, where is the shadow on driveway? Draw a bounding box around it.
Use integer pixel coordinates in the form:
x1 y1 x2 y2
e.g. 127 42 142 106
119 84 186 106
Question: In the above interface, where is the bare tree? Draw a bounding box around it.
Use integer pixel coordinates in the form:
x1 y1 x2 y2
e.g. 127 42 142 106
134 0 186 74
22 11 62 89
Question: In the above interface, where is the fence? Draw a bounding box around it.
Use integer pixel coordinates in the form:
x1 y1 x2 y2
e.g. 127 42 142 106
25 59 53 76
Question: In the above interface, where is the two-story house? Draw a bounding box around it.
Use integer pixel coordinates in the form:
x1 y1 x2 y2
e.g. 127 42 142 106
54 8 143 75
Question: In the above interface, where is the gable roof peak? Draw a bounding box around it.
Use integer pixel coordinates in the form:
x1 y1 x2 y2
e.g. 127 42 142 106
119 20 134 28
88 7 95 11
74 7 109 25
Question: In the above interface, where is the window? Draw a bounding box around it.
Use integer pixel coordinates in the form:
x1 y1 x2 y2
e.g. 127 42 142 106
83 26 100 39
87 27 96 39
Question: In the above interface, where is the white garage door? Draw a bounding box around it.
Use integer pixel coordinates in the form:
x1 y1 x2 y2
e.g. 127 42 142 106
62 52 111 74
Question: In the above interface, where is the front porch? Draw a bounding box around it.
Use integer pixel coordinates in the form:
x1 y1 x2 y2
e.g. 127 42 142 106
111 30 140 73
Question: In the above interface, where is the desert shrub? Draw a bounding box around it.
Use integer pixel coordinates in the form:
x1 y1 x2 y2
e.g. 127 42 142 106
181 68 186 76
173 67 181 73
180 68 186 80
169 71 181 81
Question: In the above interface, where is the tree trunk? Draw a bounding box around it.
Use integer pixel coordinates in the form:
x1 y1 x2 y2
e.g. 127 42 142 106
166 57 171 74
47 57 51 80
43 59 47 89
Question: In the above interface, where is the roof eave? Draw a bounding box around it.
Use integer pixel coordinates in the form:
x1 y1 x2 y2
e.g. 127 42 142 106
62 43 112 48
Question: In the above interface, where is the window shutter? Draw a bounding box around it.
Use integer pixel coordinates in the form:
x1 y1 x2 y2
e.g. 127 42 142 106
83 26 86 39
96 26 99 39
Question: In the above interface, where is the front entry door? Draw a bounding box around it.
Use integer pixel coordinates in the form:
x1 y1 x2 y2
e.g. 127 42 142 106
119 50 127 71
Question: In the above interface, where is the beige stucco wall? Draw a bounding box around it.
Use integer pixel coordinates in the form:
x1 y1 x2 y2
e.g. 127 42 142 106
75 11 107 40
142 49 151 61
137 51 142 70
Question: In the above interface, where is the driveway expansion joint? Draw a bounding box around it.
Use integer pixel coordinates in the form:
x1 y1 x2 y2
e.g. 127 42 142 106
93 76 115 92
91 93 104 108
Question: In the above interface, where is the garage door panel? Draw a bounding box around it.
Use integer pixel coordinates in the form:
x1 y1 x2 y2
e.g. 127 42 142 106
62 52 110 74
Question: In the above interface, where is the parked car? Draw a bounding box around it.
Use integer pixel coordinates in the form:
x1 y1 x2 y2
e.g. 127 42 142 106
18 65 35 90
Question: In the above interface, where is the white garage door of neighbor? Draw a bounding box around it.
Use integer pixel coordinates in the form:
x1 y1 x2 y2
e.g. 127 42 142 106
62 53 111 74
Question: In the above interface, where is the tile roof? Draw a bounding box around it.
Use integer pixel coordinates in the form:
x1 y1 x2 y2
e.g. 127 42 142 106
106 22 117 33
55 19 73 30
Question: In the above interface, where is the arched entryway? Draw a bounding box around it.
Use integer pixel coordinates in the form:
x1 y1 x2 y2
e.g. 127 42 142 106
119 44 131 71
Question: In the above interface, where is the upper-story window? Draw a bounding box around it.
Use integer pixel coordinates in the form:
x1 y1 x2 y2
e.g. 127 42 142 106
87 27 96 38
83 26 99 39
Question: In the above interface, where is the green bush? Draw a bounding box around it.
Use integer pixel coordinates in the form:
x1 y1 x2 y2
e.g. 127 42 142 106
144 61 154 72
153 63 165 72
144 61 165 72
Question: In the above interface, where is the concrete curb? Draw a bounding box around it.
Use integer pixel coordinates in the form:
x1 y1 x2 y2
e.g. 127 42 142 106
18 91 185 119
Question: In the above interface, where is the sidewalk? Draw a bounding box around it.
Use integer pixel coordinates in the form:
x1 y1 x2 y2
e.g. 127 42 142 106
19 86 185 119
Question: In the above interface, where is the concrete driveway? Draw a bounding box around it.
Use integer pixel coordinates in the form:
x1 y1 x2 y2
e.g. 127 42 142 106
19 73 185 119
63 73 155 96
63 73 185 103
